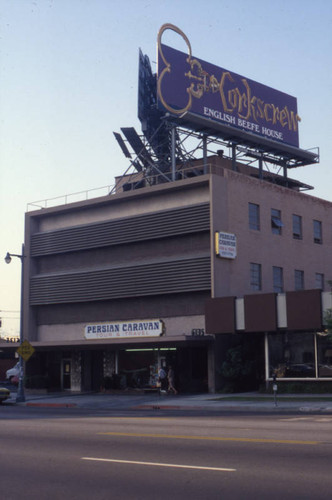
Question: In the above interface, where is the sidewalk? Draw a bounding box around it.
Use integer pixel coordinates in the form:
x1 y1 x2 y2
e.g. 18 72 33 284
5 390 332 413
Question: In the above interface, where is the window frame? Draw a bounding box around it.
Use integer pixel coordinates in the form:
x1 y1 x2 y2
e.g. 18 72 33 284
315 273 324 290
249 203 260 231
313 220 322 244
250 262 262 291
292 214 302 240
273 266 284 293
271 208 283 235
294 269 305 291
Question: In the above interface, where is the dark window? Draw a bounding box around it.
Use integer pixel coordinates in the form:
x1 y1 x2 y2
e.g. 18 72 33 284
250 263 262 291
294 270 304 290
268 332 315 378
292 214 302 240
313 220 322 244
317 335 332 377
249 203 260 231
315 273 324 290
273 266 283 293
271 209 283 235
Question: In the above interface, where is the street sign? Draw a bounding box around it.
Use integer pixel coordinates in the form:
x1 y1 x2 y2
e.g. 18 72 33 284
17 340 35 362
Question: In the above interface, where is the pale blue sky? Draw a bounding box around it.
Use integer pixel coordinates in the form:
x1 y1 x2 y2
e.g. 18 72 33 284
1 0 331 335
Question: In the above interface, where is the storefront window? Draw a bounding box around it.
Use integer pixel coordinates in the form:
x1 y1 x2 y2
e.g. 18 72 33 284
119 349 158 388
317 334 332 378
268 332 315 378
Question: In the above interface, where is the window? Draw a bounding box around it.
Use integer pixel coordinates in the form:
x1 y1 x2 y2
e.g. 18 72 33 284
249 203 260 230
268 332 315 378
271 209 283 235
317 335 332 377
268 331 332 379
315 273 324 290
273 266 283 293
294 270 304 290
292 214 302 240
313 220 322 244
250 263 262 291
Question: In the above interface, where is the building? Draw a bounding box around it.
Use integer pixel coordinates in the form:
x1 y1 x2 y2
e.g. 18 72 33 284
14 154 332 393
2 24 331 393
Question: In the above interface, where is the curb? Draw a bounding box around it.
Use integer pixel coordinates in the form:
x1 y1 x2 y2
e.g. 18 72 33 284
134 404 206 410
133 403 332 413
26 402 77 408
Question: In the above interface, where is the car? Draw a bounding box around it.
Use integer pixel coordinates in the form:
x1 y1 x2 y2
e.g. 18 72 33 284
0 387 10 403
6 362 20 383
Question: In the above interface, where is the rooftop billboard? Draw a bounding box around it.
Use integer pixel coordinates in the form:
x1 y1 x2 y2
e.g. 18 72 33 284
157 24 301 148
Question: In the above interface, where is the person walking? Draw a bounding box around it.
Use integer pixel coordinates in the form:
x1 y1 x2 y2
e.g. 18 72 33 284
158 366 167 393
167 366 178 395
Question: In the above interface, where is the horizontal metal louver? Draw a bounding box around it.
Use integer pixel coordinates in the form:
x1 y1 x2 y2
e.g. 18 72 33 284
30 203 210 256
30 256 211 305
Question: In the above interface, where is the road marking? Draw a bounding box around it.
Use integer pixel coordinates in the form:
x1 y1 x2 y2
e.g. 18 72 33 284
106 417 170 420
281 417 310 421
82 457 236 472
283 416 332 423
98 431 319 445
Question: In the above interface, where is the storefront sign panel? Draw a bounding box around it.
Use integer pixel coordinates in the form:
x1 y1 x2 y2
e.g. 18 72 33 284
85 320 164 340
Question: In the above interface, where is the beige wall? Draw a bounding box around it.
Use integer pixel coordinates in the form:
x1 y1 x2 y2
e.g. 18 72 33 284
37 314 205 343
32 177 210 233
211 169 332 297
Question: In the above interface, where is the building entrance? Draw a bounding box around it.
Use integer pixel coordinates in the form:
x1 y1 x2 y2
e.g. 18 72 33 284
117 346 208 393
61 359 71 390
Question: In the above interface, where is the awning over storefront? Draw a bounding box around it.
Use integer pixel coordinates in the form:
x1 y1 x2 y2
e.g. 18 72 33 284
18 334 214 351
206 289 327 334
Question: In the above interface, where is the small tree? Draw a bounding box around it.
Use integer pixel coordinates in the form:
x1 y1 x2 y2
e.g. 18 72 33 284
221 344 255 392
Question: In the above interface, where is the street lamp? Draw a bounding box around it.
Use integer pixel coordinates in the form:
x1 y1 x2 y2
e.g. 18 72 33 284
4 244 26 403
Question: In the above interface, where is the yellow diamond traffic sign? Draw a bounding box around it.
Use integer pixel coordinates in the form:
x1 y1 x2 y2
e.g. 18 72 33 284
17 340 35 362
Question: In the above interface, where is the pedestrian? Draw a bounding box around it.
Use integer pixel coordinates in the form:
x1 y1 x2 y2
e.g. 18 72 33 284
167 366 178 395
158 366 167 393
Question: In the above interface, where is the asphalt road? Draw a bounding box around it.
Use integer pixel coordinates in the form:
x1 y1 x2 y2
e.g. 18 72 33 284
1 406 332 499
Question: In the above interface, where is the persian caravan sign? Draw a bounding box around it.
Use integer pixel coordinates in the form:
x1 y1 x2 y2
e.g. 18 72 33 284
85 320 164 340
157 24 300 148
215 232 237 259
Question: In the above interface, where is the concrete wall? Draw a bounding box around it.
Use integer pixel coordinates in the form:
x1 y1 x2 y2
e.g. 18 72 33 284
211 169 332 297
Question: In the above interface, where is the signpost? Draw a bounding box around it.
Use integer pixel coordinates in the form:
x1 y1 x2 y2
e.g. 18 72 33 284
17 340 35 362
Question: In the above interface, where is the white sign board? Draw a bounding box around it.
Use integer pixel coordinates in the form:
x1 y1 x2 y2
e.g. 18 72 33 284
85 319 164 340
215 231 237 259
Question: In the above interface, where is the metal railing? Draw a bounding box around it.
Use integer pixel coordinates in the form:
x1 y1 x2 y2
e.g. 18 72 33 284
27 184 115 211
26 163 215 212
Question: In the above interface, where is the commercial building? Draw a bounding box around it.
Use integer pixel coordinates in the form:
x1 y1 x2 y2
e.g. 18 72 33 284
3 23 331 393
18 154 332 393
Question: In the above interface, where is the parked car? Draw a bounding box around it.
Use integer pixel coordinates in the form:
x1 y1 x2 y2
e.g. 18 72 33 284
6 362 20 383
0 387 10 403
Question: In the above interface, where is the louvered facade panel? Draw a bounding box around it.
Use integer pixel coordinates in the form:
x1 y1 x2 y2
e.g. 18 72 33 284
30 256 211 305
30 203 210 256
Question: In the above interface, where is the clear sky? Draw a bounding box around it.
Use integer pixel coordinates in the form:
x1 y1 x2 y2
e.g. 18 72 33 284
1 0 332 337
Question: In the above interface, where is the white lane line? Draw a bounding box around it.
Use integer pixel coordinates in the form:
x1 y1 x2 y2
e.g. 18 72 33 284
82 457 236 472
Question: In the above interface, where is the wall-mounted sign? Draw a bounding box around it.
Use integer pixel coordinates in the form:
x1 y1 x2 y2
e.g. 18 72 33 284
157 24 300 148
191 328 205 336
0 336 19 343
215 231 237 259
85 320 164 340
